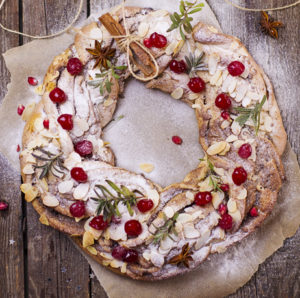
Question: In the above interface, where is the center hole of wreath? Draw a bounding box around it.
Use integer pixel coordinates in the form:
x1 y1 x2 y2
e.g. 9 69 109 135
104 79 204 187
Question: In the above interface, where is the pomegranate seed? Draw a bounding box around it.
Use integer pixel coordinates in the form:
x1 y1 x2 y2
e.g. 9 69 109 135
124 220 142 237
112 246 127 260
70 201 85 217
17 105 25 116
123 249 139 263
218 203 227 216
43 119 49 129
143 38 152 48
137 199 154 213
74 140 93 157
228 61 245 76
220 183 229 192
16 145 20 152
71 167 88 183
57 114 73 130
89 215 109 230
169 59 186 74
187 77 205 93
194 191 213 206
0 201 8 211
150 32 167 48
221 111 230 120
218 213 233 230
67 58 83 76
232 167 247 185
49 87 66 104
28 77 38 86
238 143 252 159
172 136 182 145
250 206 258 217
215 93 231 110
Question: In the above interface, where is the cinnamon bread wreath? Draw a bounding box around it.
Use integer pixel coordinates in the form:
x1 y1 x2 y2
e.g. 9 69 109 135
20 6 286 280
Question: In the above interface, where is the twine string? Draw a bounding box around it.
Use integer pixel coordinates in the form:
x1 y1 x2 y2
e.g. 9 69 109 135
224 0 300 12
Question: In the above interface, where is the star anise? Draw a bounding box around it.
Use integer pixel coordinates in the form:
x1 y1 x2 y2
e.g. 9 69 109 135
86 40 116 69
260 11 283 39
167 243 193 268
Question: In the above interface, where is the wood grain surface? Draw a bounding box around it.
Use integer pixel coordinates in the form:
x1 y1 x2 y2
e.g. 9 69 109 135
0 0 299 297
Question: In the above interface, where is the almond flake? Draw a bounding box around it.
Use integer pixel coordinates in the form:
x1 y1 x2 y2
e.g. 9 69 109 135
83 231 94 248
226 134 238 143
233 140 245 149
188 93 199 100
121 263 127 273
242 96 251 107
165 41 177 55
42 194 59 207
39 214 49 226
171 87 184 99
214 167 225 176
229 209 241 222
185 191 194 201
207 141 227 155
220 120 230 129
34 85 45 95
183 224 200 239
58 180 74 194
22 164 35 175
20 183 39 202
150 9 168 17
139 163 154 173
210 69 222 86
142 251 151 261
235 82 248 102
73 183 90 200
86 246 98 255
72 118 89 137
103 98 114 107
192 103 201 109
150 251 164 267
177 213 193 224
64 152 81 170
228 78 237 93
84 218 102 239
194 229 210 250
231 121 242 135
212 191 224 209
138 22 149 37
173 40 184 55
147 189 159 206
218 142 231 156
164 206 175 219
33 118 44 132
237 188 247 200
110 259 123 268
160 236 174 251
227 199 237 213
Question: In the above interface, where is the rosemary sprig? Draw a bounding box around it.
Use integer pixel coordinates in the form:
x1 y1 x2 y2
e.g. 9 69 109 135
234 95 267 134
200 157 222 192
167 1 204 40
32 147 66 179
185 52 207 77
88 60 127 96
90 180 143 222
151 212 179 245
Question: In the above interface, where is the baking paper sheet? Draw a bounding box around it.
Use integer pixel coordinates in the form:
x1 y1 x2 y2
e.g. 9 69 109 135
1 0 300 297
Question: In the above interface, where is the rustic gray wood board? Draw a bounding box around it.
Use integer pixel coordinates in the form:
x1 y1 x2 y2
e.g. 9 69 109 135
0 0 299 297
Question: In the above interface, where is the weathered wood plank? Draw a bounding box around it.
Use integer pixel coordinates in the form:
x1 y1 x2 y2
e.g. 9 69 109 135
208 0 300 297
21 1 90 297
0 1 24 297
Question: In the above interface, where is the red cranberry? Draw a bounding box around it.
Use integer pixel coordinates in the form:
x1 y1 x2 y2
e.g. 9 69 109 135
218 213 233 230
172 136 182 145
28 77 38 86
67 58 83 76
123 249 139 263
89 215 109 230
220 183 229 192
232 167 247 185
17 105 25 116
228 61 245 76
43 119 49 129
16 145 20 152
49 87 66 104
250 206 258 217
112 246 127 260
221 111 230 120
0 201 8 211
194 191 213 206
150 32 167 48
74 140 93 157
71 167 88 183
57 114 73 130
215 93 231 110
238 143 252 159
124 220 142 237
137 199 154 213
187 77 205 93
218 203 227 215
143 38 152 48
70 201 85 217
169 59 186 74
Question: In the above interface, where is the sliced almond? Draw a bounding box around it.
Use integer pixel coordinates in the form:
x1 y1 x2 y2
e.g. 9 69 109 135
86 246 97 255
20 183 39 202
110 259 123 268
83 231 94 248
229 209 241 222
185 191 194 201
237 188 247 200
42 194 59 207
39 213 49 226
64 152 81 170
212 191 225 209
165 41 177 55
208 53 220 75
58 180 74 194
188 93 199 100
226 134 238 143
235 82 248 102
210 69 222 86
214 167 225 176
150 9 169 17
218 142 231 156
183 224 200 239
194 229 210 250
139 163 154 173
198 176 213 192
207 141 227 155
246 91 260 101
22 164 35 175
72 118 89 137
173 40 185 55
233 140 245 149
84 218 102 239
160 236 174 251
121 263 127 273
164 206 175 219
73 183 90 200
242 96 251 107
150 251 165 267
171 87 184 100
142 251 151 261
220 120 230 129
228 78 237 93
34 118 44 132
138 22 149 37
231 121 242 135
177 213 193 224
227 199 237 213
147 189 159 206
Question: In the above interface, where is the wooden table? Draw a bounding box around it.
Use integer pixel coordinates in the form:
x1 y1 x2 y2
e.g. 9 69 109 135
0 0 299 297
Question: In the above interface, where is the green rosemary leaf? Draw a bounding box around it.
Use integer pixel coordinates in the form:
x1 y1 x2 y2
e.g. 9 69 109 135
179 26 186 40
115 65 127 70
185 52 207 76
188 7 203 14
235 114 250 127
99 84 104 95
179 1 185 14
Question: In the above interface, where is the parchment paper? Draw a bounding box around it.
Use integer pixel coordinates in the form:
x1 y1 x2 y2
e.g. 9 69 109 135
1 0 300 297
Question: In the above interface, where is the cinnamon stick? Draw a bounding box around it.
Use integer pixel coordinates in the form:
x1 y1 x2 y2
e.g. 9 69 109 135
99 13 156 76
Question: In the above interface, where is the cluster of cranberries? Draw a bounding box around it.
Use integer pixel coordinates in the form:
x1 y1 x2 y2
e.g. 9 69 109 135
143 32 167 49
